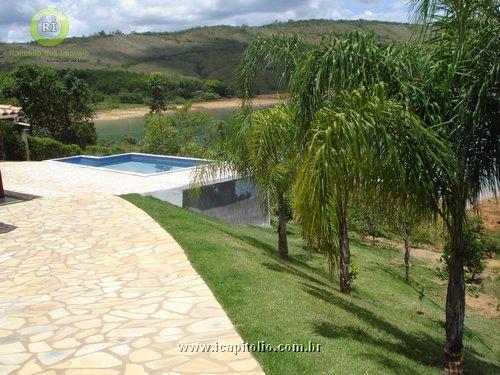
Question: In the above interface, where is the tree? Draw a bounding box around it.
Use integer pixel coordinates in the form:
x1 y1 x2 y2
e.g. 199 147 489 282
294 85 449 294
147 72 168 113
142 113 178 155
171 105 226 157
0 65 96 148
235 2 497 369
439 215 488 284
238 33 449 295
143 106 227 158
392 212 421 283
348 196 386 245
248 104 298 259
406 1 499 372
197 104 297 259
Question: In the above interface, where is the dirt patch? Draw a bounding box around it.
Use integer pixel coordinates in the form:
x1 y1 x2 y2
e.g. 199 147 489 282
361 232 498 319
465 294 498 318
95 94 284 121
367 236 442 265
472 258 500 318
471 197 499 232
466 258 499 319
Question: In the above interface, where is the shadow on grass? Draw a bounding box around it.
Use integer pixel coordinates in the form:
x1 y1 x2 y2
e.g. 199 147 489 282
305 283 498 375
262 262 331 288
200 218 333 282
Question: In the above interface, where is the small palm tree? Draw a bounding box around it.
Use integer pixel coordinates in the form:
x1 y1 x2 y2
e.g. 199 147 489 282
294 85 450 294
249 104 298 258
196 104 298 259
238 33 450 293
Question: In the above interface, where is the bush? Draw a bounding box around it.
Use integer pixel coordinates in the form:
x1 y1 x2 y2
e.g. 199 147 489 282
437 215 488 283
28 136 81 161
4 134 25 160
1 123 26 160
483 229 499 258
194 91 221 101
118 92 144 104
142 113 179 155
202 79 232 97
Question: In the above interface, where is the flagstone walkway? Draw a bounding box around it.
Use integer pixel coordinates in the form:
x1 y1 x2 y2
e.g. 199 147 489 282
0 193 263 374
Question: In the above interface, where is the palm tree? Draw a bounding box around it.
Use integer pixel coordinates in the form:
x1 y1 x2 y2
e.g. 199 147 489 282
294 84 450 294
238 32 449 293
237 34 307 101
405 1 499 372
236 3 497 369
249 104 298 258
196 104 298 259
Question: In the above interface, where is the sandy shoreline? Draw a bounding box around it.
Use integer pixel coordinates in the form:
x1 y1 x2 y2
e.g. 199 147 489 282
95 94 283 121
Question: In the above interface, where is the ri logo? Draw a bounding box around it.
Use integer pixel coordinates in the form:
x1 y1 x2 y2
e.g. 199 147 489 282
42 17 59 33
30 8 69 47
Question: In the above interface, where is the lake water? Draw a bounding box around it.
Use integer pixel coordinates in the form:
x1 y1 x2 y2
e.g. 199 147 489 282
95 107 236 141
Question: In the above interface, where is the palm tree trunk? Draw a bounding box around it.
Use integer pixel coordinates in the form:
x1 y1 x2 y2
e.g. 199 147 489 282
277 194 289 259
338 207 351 295
401 224 411 282
0 170 4 200
444 212 466 374
0 132 5 160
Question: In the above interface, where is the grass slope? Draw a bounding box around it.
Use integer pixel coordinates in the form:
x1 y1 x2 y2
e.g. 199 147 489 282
123 194 499 375
0 20 416 91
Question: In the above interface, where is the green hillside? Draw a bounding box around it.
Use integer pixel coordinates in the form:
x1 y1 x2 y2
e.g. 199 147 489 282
0 19 416 91
124 194 499 375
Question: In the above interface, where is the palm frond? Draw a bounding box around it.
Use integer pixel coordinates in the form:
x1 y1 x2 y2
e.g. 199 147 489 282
236 33 308 103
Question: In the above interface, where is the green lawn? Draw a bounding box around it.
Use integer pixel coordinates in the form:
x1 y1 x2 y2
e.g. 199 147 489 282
123 194 499 375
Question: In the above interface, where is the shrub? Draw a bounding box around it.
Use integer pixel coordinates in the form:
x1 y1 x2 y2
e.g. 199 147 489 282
142 113 179 155
194 91 221 101
118 92 144 104
4 134 26 160
202 79 232 97
1 123 25 160
437 215 488 283
483 229 499 258
28 136 81 161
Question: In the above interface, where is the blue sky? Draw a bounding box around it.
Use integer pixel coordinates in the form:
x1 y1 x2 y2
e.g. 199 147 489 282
1 0 411 43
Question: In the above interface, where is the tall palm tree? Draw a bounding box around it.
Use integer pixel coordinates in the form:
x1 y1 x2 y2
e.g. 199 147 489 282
406 1 499 372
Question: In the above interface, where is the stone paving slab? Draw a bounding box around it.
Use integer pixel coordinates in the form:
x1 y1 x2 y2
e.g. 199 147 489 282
0 193 263 374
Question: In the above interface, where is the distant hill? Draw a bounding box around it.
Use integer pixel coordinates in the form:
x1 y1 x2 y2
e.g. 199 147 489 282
0 19 416 91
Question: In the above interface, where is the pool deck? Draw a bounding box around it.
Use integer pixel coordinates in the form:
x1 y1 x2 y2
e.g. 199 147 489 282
0 160 231 202
0 192 263 374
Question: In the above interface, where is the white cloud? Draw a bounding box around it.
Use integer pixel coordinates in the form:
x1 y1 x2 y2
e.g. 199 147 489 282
0 0 411 43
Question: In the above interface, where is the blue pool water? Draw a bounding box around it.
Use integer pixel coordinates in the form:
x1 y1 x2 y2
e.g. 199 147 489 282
55 153 201 175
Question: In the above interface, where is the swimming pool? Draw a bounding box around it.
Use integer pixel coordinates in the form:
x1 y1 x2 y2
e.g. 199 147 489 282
54 153 203 176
